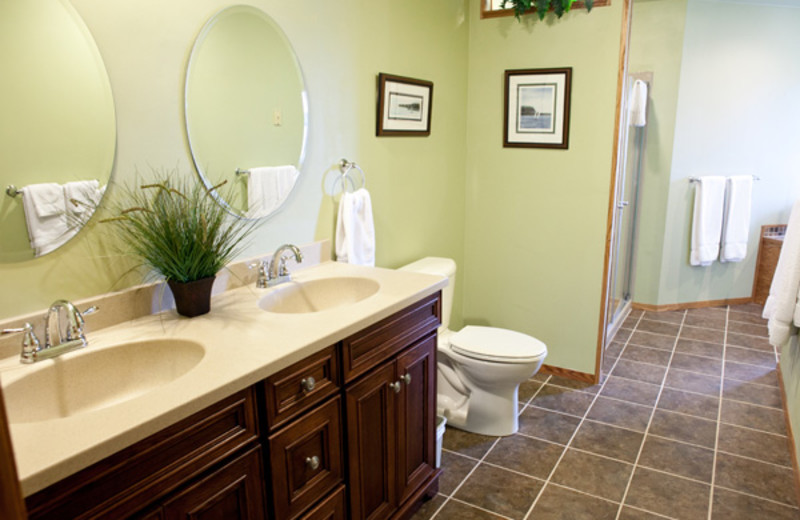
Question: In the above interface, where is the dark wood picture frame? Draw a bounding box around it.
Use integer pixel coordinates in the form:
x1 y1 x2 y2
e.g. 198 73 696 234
504 67 572 149
376 73 433 137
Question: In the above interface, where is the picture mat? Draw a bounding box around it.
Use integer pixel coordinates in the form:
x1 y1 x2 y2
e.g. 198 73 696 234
382 80 430 131
507 73 566 145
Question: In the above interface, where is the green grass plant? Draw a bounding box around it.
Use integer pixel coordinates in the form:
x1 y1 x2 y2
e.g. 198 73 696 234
103 172 258 283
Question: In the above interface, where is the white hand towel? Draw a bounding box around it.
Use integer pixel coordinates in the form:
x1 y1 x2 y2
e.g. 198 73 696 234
20 182 70 257
335 188 375 266
63 180 101 215
246 166 299 218
763 199 800 346
719 176 753 263
629 79 648 128
690 176 726 266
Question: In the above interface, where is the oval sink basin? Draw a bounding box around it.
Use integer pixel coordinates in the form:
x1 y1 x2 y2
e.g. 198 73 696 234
2 339 205 424
258 277 380 314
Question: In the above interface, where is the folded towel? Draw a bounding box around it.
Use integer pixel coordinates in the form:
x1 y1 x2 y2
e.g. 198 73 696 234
335 188 375 266
63 180 101 215
720 176 753 263
763 199 800 346
246 166 299 218
20 182 70 257
629 79 648 128
690 176 726 266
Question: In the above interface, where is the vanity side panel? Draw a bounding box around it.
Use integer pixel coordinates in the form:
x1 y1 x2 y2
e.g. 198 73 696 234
341 292 440 383
25 388 259 520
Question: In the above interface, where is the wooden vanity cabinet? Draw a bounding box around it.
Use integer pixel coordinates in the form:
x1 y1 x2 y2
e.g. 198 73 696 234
343 294 441 520
24 388 266 520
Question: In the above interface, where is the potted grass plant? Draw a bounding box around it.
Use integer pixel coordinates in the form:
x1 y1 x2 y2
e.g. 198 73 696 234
502 0 594 20
103 172 258 317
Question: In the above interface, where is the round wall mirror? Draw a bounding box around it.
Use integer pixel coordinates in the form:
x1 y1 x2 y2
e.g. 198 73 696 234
185 5 307 220
0 0 116 262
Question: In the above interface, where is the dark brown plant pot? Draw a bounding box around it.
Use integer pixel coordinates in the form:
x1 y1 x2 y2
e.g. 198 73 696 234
167 276 215 317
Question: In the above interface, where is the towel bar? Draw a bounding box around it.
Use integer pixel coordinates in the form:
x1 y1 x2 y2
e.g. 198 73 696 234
6 185 23 198
689 175 759 182
336 158 366 194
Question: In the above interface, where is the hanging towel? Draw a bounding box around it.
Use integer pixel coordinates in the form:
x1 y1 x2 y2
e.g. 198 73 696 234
719 176 753 263
690 176 726 266
20 182 70 257
335 188 375 266
246 166 299 218
629 79 648 128
63 180 101 215
763 199 800 346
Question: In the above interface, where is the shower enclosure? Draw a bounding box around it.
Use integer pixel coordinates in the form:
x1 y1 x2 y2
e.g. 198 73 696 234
605 72 650 343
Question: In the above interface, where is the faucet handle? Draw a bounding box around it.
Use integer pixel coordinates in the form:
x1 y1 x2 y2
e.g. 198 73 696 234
82 305 99 317
2 323 41 364
248 259 270 288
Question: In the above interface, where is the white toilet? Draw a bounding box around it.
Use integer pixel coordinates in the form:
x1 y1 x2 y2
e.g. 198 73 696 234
399 257 547 436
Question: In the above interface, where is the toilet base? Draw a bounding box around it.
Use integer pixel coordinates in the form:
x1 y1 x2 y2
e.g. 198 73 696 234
438 386 520 437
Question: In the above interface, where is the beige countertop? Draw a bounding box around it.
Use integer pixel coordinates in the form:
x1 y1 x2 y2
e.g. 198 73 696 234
0 260 446 496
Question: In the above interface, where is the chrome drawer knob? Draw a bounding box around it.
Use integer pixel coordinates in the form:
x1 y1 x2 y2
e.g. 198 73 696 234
305 455 320 471
301 377 316 392
401 373 411 385
389 381 402 393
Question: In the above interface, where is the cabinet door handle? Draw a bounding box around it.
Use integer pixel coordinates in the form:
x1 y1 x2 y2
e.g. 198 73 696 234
305 455 320 471
401 373 411 385
389 381 402 393
301 377 316 392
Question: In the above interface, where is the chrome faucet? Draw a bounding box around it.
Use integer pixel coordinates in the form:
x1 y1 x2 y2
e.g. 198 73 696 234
2 300 98 363
267 244 303 287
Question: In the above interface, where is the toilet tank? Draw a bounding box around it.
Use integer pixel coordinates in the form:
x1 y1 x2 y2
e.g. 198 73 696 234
398 257 456 332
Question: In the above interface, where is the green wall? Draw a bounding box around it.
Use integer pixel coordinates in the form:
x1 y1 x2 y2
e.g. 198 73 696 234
0 0 470 327
462 0 625 374
626 0 688 305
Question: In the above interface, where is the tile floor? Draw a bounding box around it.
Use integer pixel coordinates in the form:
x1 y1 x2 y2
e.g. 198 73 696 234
411 303 799 519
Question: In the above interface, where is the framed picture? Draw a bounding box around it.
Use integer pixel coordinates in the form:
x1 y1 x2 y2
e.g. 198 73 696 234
504 68 572 149
376 73 433 136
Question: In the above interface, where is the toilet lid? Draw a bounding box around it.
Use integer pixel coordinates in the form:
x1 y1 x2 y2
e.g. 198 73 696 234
449 326 547 363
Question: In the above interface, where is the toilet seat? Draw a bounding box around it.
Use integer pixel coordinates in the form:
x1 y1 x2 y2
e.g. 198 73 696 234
449 326 547 363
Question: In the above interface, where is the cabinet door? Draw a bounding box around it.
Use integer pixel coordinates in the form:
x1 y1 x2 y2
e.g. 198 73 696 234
161 446 267 520
345 362 398 520
395 333 437 504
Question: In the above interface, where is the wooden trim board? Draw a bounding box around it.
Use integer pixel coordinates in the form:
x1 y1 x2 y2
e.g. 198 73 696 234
631 297 752 313
539 364 595 384
776 363 800 508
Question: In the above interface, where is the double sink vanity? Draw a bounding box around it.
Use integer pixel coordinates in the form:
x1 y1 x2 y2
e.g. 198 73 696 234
0 251 446 520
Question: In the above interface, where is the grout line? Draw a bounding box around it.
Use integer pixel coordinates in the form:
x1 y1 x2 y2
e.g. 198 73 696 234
614 309 687 520
546 481 621 505
633 464 712 487
442 497 516 520
428 436 503 519
713 484 800 510
708 305 729 519
521 312 644 520
517 375 551 415
621 504 678 519
718 420 788 438
715 449 796 470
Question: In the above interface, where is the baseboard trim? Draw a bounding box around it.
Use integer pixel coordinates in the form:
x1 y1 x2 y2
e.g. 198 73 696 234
631 297 752 313
776 363 800 508
539 364 596 384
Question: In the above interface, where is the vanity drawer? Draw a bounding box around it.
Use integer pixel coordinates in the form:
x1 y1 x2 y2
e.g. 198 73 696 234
263 344 340 430
342 292 440 383
26 388 259 520
268 396 343 520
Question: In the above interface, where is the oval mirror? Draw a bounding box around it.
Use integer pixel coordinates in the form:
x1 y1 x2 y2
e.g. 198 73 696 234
0 0 116 262
185 5 307 220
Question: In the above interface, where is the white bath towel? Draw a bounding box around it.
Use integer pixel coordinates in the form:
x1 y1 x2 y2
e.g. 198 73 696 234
335 188 375 266
763 199 800 346
20 182 70 257
690 176 726 266
719 176 753 263
63 180 101 215
629 79 648 128
246 166 299 218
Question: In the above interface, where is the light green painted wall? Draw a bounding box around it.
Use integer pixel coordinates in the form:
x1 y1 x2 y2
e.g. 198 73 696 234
626 0 688 305
462 0 625 374
0 0 470 326
656 0 800 305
